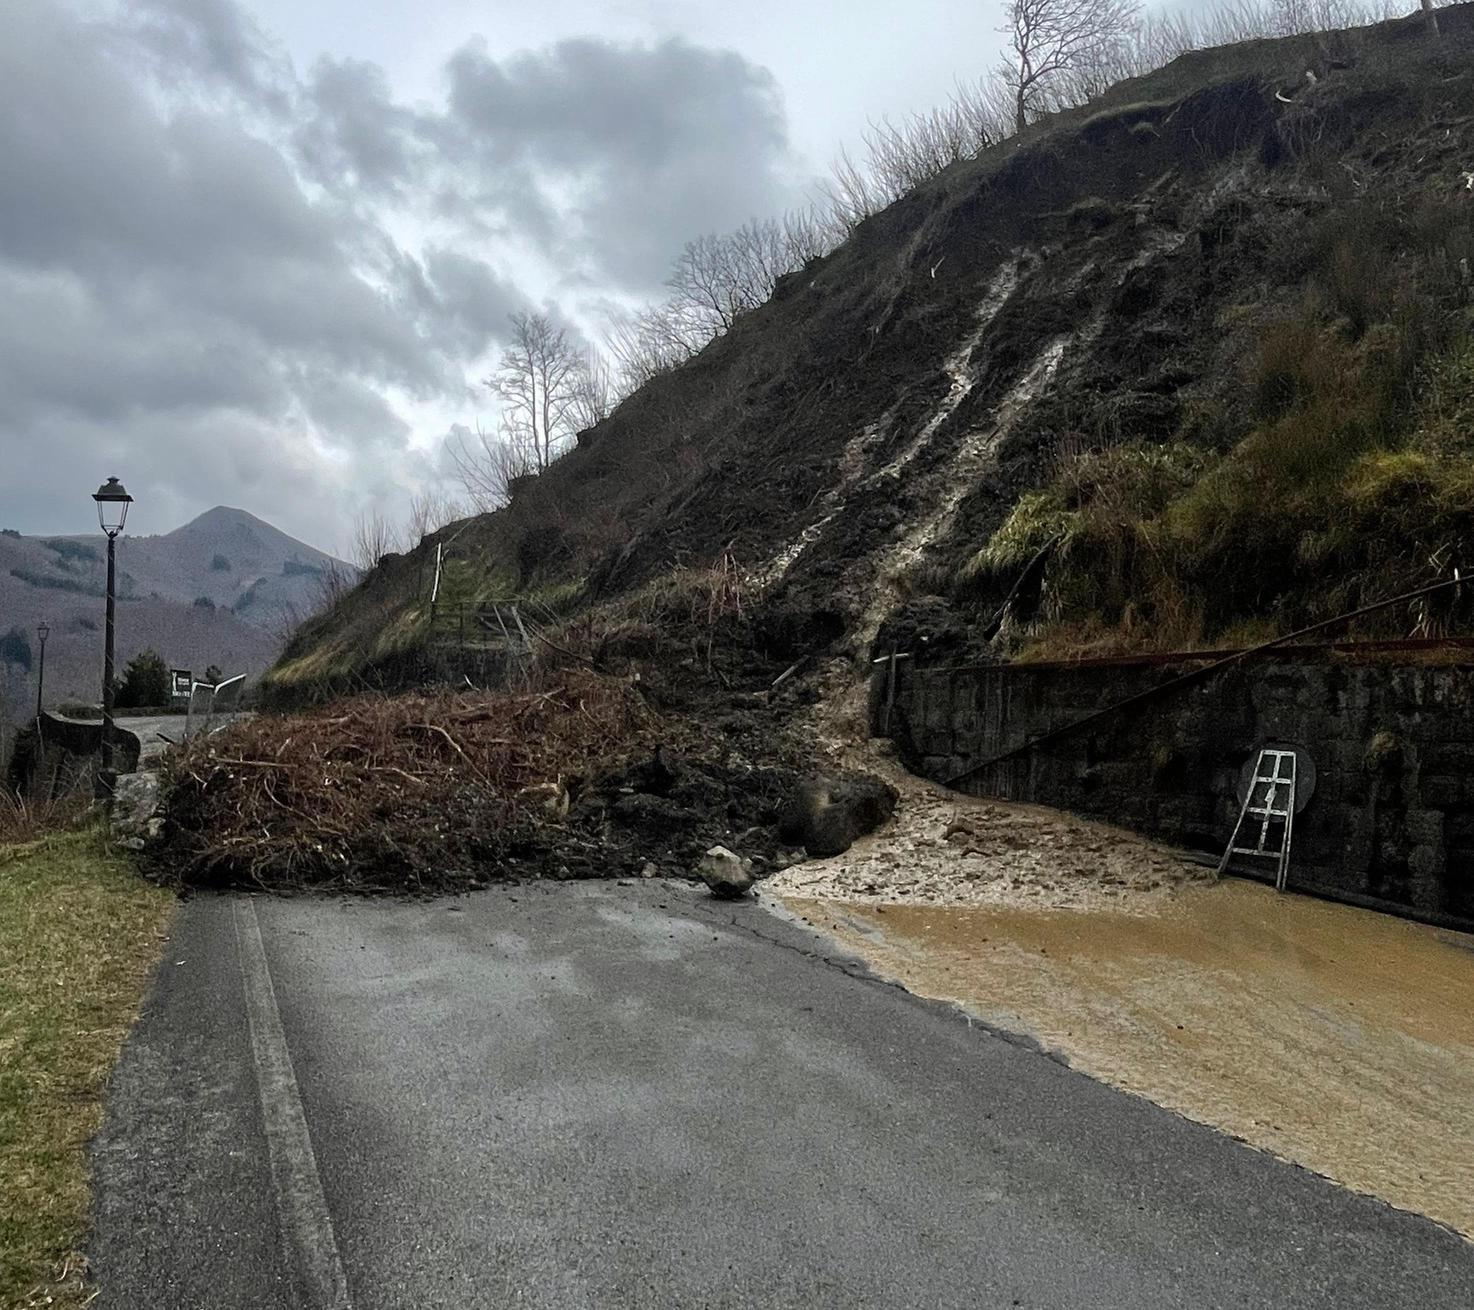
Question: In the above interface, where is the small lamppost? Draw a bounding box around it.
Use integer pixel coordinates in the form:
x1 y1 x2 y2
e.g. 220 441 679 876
93 477 133 780
34 621 49 720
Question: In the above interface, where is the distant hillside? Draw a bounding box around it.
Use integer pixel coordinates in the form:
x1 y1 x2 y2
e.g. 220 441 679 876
0 507 355 718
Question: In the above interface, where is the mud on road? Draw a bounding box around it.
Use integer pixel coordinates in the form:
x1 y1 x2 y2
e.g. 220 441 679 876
773 882 1474 1241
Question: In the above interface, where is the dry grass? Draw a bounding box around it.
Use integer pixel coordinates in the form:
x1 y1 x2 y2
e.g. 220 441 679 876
0 793 93 847
0 831 172 1309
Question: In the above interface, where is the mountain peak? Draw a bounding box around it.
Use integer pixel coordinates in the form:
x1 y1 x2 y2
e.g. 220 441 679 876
163 506 343 563
177 505 271 532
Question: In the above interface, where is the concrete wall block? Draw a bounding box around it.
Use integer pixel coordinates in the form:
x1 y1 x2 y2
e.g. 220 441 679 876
1423 742 1474 774
952 711 985 748
1405 809 1447 848
1420 775 1465 809
922 689 951 735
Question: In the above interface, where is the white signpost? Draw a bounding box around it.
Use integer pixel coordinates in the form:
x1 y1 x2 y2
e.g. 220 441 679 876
184 673 247 740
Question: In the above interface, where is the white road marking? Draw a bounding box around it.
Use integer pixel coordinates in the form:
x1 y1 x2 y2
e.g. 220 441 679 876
234 898 354 1310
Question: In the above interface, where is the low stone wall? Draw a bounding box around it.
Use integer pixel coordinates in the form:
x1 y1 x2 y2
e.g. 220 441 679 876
879 652 1474 930
7 713 142 801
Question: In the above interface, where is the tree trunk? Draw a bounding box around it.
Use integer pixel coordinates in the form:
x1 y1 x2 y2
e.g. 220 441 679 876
1422 0 1440 36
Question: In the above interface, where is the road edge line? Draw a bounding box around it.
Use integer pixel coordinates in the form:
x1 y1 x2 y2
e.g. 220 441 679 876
234 898 354 1310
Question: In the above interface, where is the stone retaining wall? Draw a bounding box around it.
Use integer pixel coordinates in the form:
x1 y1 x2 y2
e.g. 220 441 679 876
878 653 1474 930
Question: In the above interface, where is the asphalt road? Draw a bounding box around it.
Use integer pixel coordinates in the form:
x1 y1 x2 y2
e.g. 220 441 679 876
117 711 246 763
89 880 1474 1309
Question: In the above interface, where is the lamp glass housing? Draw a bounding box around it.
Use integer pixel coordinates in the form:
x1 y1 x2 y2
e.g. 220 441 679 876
93 478 133 534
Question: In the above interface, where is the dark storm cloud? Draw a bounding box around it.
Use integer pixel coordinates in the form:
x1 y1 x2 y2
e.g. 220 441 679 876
123 0 295 115
0 0 807 543
440 36 803 289
293 56 430 199
0 0 474 539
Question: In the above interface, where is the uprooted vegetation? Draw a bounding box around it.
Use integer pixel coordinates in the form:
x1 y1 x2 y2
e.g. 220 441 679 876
149 667 899 893
154 673 658 891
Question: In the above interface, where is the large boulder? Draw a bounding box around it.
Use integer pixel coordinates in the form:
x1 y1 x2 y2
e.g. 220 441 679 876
778 774 897 859
697 845 753 900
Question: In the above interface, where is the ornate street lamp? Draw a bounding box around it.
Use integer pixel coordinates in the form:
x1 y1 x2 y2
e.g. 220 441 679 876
35 621 49 720
92 477 133 781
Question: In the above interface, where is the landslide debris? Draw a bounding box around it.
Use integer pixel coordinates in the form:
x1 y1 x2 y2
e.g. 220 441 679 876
149 667 897 894
228 13 1474 898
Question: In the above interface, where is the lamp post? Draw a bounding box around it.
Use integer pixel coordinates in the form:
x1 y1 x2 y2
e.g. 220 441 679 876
34 621 49 720
92 477 133 781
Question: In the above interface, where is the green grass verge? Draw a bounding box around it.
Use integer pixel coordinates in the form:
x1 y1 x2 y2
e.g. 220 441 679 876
0 832 173 1309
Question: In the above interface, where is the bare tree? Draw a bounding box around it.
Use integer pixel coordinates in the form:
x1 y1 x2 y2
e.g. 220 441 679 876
492 311 585 473
607 205 845 395
1421 0 1440 35
450 311 594 509
569 349 615 433
782 206 841 265
350 509 402 571
406 489 469 544
312 558 355 611
862 103 996 199
1002 0 1142 134
666 233 746 335
822 146 884 232
605 303 704 391
450 421 538 511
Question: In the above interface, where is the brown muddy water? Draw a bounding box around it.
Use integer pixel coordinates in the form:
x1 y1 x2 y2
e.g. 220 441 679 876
777 880 1474 1239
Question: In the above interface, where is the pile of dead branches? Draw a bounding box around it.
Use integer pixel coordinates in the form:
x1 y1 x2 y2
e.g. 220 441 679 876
153 672 657 892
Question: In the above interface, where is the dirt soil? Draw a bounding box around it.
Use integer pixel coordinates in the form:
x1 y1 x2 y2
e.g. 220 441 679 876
765 754 1210 911
774 883 1474 1242
767 655 1210 911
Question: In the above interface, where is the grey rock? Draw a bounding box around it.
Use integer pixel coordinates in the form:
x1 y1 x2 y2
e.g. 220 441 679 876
111 770 162 849
778 774 897 859
697 845 753 900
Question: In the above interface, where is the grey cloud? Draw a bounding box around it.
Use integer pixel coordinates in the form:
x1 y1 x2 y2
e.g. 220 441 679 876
440 36 804 290
416 248 528 360
293 56 428 198
0 266 289 426
292 370 413 455
0 1 477 544
0 12 337 279
122 0 295 116
0 0 810 545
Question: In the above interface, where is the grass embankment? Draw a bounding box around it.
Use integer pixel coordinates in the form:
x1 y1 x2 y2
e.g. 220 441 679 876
0 832 172 1309
964 195 1474 659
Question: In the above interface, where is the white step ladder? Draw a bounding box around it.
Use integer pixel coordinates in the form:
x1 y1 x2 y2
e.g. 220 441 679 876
1218 748 1298 892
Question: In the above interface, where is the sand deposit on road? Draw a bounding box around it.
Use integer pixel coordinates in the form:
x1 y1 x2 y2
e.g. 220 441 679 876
771 884 1474 1240
767 752 1212 913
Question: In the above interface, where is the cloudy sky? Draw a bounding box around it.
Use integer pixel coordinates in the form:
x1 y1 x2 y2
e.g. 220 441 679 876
1 0 1010 554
